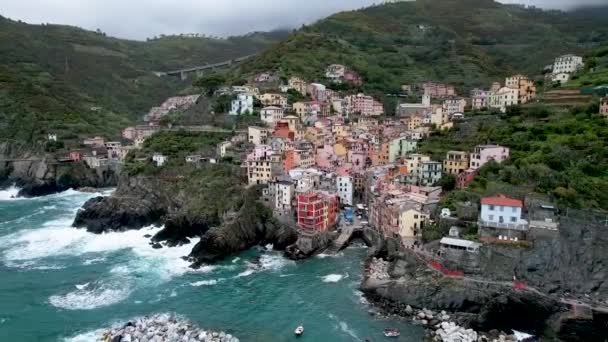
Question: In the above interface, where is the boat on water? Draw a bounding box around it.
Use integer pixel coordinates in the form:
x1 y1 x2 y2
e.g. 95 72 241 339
384 328 400 337
294 324 304 336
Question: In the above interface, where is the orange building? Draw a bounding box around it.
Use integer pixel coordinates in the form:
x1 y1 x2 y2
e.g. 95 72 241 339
297 192 340 232
284 150 296 172
274 122 295 140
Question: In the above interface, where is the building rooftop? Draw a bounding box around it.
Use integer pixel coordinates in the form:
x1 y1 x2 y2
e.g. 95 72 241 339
481 195 523 208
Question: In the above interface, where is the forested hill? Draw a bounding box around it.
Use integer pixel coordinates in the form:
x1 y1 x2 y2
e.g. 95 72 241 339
236 0 608 96
0 15 287 142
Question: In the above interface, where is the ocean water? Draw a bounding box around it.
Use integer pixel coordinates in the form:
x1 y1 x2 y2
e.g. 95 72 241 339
0 188 424 341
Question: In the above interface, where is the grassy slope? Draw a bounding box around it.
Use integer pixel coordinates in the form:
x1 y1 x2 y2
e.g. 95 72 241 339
235 0 608 97
566 45 608 88
419 104 608 210
0 16 286 142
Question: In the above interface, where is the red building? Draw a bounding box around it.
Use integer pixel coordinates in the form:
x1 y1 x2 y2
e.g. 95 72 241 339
457 169 478 189
274 122 295 141
68 151 82 162
297 192 340 232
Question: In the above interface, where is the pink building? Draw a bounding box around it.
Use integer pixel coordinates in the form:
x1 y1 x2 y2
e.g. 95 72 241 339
83 136 105 147
348 151 367 172
246 145 275 162
469 145 510 169
315 145 337 170
344 70 363 86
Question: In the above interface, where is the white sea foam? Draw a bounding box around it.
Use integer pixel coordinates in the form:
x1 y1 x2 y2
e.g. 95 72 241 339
316 252 344 259
0 185 21 201
64 328 106 342
338 321 361 341
235 269 255 278
513 330 534 341
231 257 241 263
82 257 106 265
49 281 132 310
328 314 362 341
190 279 223 287
75 283 90 290
321 274 345 283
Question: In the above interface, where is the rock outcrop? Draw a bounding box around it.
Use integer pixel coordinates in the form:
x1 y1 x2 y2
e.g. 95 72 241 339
189 187 297 265
361 248 608 341
0 142 118 197
72 166 298 266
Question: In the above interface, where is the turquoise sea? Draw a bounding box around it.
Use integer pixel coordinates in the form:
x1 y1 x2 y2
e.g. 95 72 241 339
0 188 424 341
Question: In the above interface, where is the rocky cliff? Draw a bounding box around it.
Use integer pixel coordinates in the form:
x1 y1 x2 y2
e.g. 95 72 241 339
0 142 118 197
72 164 297 265
361 247 608 341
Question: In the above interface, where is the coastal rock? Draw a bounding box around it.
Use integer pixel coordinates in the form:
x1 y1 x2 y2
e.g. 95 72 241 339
0 142 118 197
73 195 166 233
189 186 297 265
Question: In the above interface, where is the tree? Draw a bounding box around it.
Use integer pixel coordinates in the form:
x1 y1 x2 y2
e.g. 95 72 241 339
439 174 456 191
194 74 226 96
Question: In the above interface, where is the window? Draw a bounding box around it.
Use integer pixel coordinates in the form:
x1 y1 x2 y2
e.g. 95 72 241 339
510 217 517 223
500 206 504 212
512 207 517 213
489 205 495 210
489 215 494 221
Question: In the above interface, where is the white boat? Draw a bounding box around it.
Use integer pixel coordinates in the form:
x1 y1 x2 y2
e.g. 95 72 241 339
294 325 304 336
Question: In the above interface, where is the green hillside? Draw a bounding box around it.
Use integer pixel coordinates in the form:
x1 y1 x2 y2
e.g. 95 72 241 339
235 0 608 99
0 16 286 142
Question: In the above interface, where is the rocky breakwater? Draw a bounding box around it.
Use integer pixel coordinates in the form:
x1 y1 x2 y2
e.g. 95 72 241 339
94 313 238 342
361 250 568 339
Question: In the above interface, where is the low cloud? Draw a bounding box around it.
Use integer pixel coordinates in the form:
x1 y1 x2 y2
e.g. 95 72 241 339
1 0 604 41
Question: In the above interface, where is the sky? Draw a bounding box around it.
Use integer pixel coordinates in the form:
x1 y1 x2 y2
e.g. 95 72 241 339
1 0 605 41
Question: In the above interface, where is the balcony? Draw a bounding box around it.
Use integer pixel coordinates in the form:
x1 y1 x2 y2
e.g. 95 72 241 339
478 219 528 231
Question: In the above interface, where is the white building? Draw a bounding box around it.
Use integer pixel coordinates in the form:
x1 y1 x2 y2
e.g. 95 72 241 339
218 141 232 158
152 153 168 167
275 180 295 211
551 73 571 85
336 175 353 206
260 106 284 125
553 54 583 74
47 133 57 142
326 64 346 82
230 93 254 115
489 87 518 113
479 195 528 237
443 98 467 116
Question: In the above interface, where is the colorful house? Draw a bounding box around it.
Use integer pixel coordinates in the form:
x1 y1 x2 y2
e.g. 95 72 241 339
297 192 340 232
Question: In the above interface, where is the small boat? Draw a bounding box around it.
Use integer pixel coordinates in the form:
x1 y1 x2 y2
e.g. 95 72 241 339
294 324 304 336
384 328 400 337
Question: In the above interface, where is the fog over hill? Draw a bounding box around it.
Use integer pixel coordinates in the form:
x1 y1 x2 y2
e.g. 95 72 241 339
1 0 606 40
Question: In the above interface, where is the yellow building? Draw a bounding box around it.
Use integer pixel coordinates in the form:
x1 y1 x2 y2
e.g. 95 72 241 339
407 115 423 130
288 77 308 96
260 93 288 108
333 143 347 158
443 151 469 175
398 206 429 246
247 155 282 186
248 126 270 146
505 74 536 104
